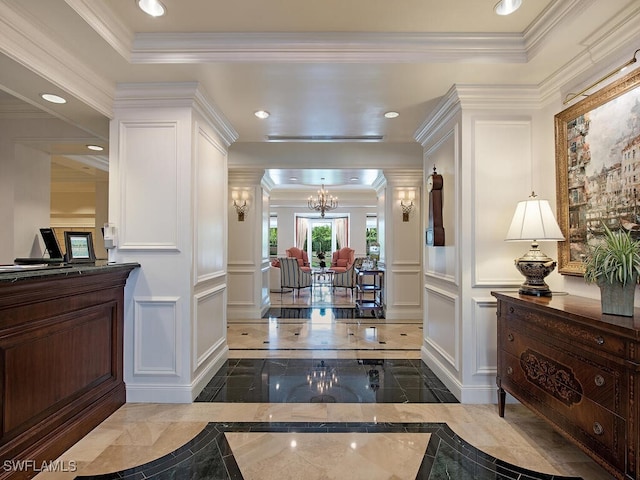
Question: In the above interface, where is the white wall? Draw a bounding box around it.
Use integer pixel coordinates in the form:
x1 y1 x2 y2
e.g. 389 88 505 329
418 85 565 403
227 170 270 320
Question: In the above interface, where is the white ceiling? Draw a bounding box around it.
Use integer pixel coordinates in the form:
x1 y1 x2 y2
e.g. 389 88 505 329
1 0 638 188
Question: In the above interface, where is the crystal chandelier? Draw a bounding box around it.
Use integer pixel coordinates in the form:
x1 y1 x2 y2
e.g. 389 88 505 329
307 360 338 394
308 182 338 218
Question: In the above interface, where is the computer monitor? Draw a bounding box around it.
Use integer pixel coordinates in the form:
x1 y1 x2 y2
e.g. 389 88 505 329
39 228 64 260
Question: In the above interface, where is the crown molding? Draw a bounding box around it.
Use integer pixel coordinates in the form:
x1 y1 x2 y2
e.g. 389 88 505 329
0 1 114 118
414 84 542 145
64 0 133 61
131 32 527 64
114 82 238 146
538 3 640 105
229 169 267 185
382 169 423 187
0 98 53 119
523 0 592 59
414 85 461 146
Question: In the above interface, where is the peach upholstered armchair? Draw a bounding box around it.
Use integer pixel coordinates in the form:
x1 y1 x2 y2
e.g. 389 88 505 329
285 247 311 272
330 247 355 273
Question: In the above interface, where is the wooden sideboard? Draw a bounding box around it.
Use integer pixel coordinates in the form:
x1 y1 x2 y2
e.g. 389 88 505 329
0 263 137 479
493 291 640 479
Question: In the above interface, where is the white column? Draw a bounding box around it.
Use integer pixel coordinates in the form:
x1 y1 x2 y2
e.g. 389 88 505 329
227 169 270 320
110 82 238 402
377 170 423 320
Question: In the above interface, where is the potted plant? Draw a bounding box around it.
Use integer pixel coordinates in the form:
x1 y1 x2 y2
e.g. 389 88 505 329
583 224 640 316
317 251 326 269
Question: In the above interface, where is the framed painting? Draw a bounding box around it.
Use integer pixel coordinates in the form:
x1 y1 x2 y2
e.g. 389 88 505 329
64 231 96 263
555 67 640 276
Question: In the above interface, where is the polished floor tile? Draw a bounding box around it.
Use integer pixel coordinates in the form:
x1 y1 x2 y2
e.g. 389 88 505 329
35 404 608 480
31 304 612 480
194 358 458 403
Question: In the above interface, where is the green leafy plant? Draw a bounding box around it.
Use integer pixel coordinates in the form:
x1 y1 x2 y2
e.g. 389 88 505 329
583 224 640 286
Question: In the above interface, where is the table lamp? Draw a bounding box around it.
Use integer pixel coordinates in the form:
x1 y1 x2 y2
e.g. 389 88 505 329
505 192 565 296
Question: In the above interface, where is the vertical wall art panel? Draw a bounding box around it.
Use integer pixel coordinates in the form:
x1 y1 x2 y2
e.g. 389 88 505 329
473 119 531 286
196 125 227 280
194 285 226 368
120 122 179 250
134 297 179 376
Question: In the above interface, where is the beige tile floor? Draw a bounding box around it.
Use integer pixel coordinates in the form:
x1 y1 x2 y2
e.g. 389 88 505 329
33 290 612 480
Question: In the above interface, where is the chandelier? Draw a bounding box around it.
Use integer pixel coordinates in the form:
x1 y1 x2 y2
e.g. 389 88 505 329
308 183 338 217
307 360 338 394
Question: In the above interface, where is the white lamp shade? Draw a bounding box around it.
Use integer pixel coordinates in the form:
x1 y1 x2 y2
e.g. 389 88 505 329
505 198 565 241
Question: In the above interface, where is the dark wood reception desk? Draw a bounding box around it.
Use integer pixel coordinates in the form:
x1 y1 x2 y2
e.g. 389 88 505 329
0 262 138 479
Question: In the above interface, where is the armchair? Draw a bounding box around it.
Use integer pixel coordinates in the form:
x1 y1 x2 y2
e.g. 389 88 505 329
278 257 312 298
285 247 311 272
332 257 365 295
330 247 355 273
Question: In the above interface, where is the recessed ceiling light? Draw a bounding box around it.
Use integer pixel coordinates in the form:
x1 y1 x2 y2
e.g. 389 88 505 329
137 0 166 17
350 177 359 182
40 93 67 104
254 110 270 119
494 0 522 15
87 145 104 151
289 176 298 181
384 111 399 119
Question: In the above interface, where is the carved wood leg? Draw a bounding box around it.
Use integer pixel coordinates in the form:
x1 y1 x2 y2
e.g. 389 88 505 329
498 387 506 417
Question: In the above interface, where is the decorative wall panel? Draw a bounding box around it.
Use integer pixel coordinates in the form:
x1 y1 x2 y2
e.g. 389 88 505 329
473 118 532 287
195 124 226 281
424 286 458 370
194 285 226 368
133 297 180 376
119 122 180 250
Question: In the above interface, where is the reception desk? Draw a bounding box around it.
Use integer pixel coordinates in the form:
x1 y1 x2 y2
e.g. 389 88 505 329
0 262 138 479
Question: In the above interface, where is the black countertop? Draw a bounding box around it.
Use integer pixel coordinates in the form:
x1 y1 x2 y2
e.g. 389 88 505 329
0 261 140 283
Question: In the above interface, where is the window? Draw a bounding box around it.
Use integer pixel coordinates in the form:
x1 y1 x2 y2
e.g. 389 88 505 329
269 215 277 257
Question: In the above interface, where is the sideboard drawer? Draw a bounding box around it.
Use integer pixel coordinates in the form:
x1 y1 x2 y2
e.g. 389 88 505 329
501 326 624 415
503 303 626 357
501 350 626 470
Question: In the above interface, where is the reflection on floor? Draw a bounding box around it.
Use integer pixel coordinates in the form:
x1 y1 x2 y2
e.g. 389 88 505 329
195 358 459 403
32 306 612 480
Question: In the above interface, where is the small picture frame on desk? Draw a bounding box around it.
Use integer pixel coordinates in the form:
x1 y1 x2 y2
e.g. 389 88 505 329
64 231 96 263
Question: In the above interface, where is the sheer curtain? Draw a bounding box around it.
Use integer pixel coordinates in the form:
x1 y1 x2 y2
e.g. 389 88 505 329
335 217 348 248
295 216 308 250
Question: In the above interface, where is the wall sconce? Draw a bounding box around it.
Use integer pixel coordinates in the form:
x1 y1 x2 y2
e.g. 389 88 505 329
399 190 415 222
232 190 249 221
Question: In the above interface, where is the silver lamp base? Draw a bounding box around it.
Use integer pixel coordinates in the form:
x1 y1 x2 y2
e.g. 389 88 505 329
514 241 557 297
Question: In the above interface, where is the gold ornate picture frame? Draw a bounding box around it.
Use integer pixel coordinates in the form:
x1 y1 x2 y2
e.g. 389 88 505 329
555 67 640 276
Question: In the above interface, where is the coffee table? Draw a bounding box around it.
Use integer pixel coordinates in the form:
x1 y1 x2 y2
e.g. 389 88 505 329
312 269 334 288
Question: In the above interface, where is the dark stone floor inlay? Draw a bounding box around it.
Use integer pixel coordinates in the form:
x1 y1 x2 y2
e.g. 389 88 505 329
75 422 583 480
195 358 459 403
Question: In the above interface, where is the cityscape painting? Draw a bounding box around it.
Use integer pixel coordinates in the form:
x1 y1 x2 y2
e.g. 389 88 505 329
555 68 640 276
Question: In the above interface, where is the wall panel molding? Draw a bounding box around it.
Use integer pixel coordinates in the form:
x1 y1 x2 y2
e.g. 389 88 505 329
471 297 498 377
424 285 459 371
119 121 181 251
133 297 180 376
193 285 226 369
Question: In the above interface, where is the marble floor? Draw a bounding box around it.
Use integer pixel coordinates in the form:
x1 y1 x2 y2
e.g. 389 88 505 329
32 293 613 480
